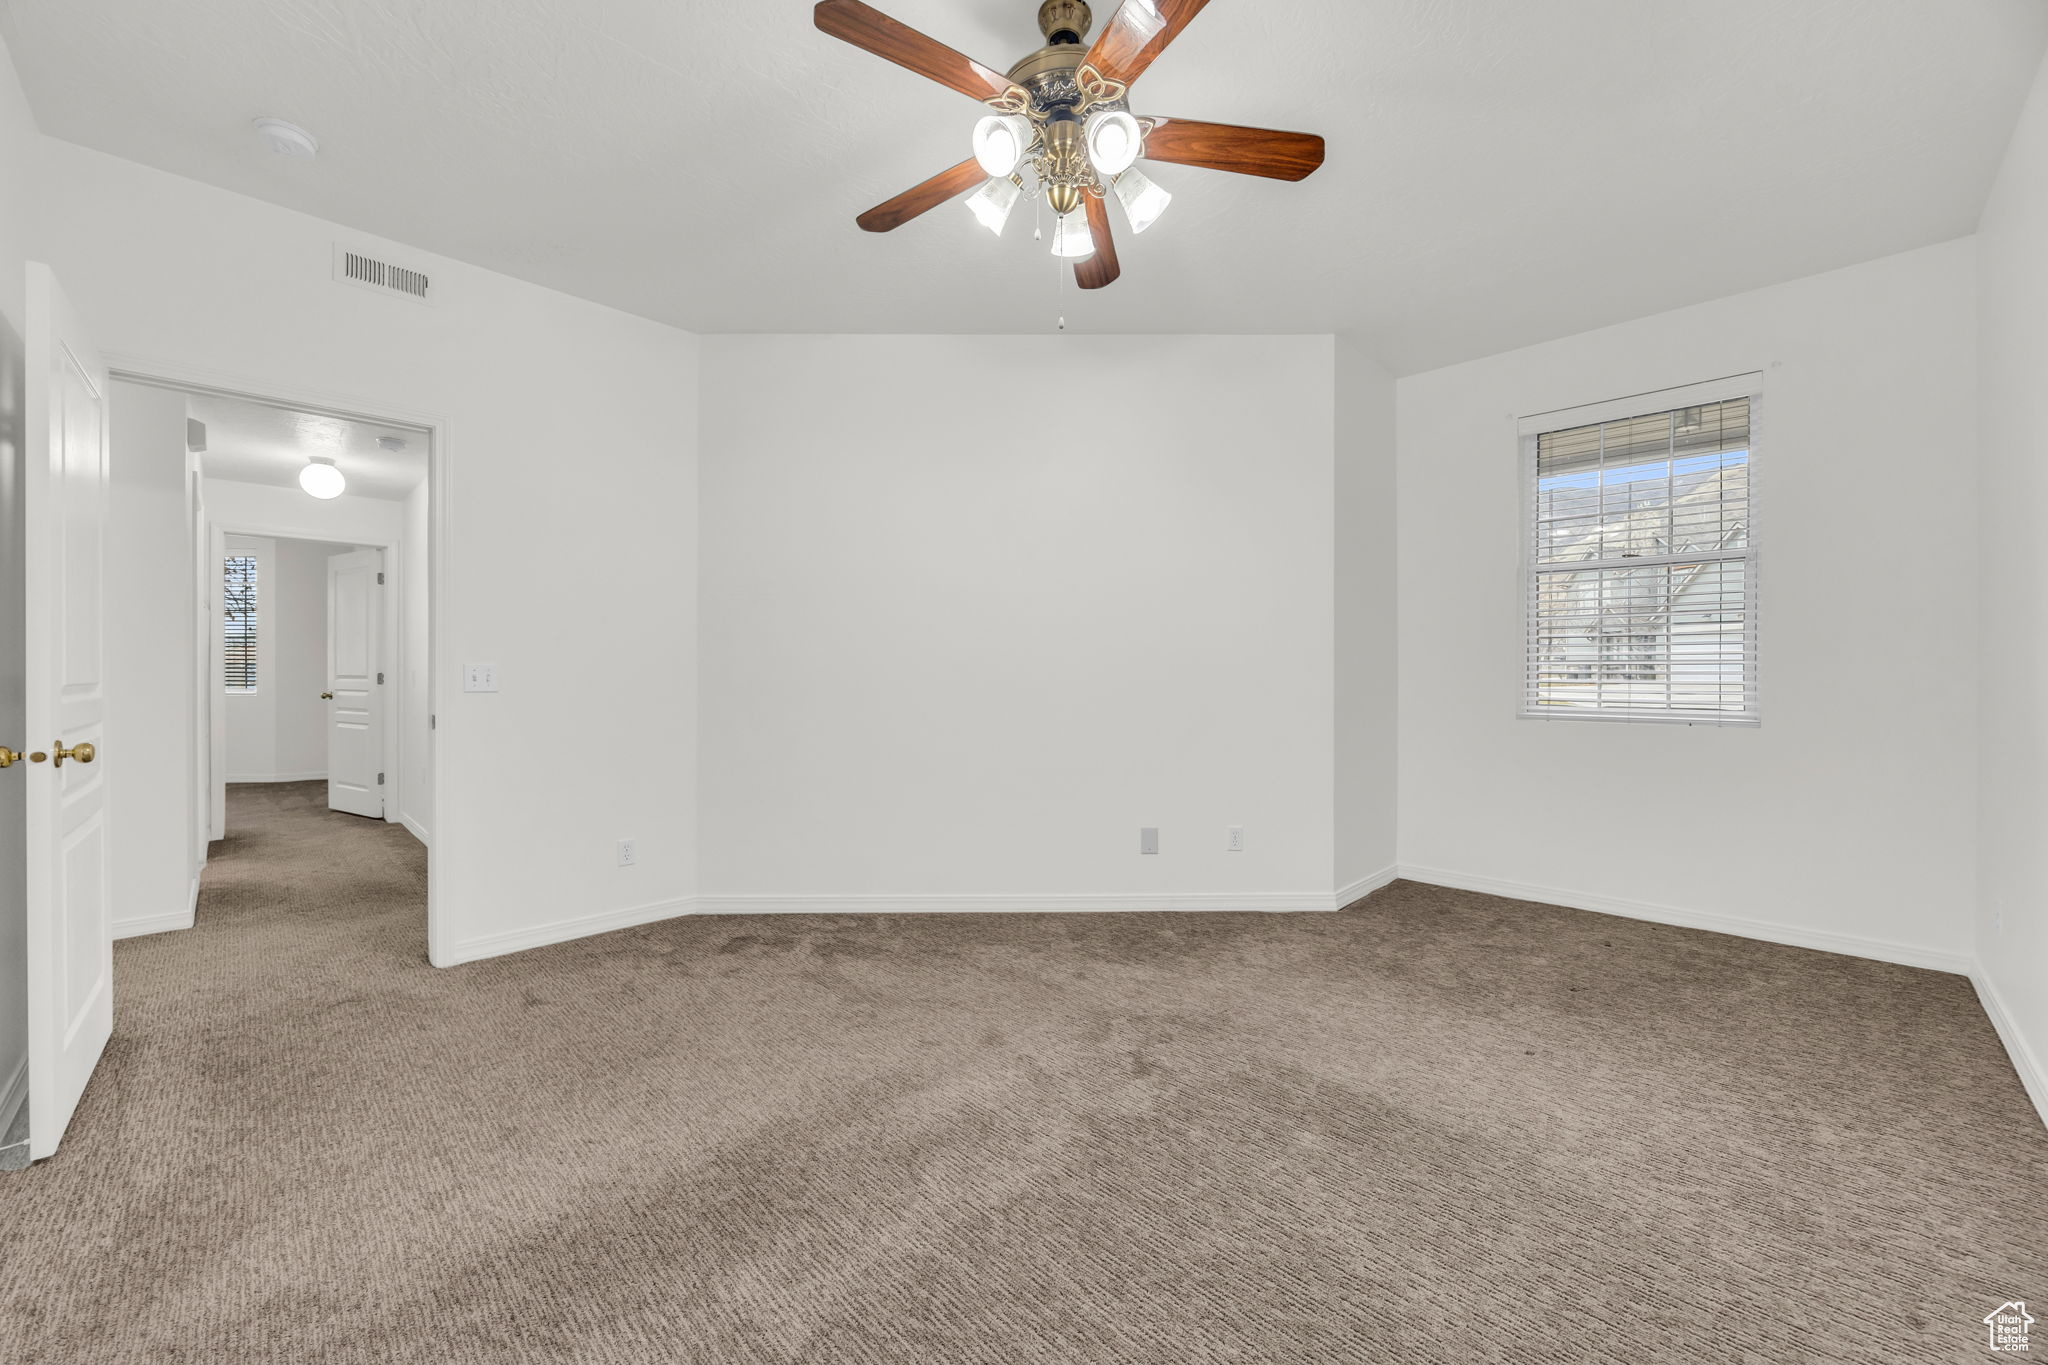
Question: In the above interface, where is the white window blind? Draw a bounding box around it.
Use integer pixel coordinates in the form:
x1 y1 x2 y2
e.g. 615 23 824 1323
224 555 258 692
1524 389 1758 724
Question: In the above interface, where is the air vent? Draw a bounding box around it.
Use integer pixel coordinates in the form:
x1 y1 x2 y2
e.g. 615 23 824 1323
333 244 433 305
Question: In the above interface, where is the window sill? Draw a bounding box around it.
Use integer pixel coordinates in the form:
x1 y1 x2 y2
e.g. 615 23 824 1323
1519 709 1759 728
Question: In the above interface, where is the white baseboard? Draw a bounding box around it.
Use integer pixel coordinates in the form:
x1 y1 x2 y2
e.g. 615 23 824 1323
1332 866 1400 911
1971 964 2048 1132
0 1051 26 1144
438 896 699 967
115 876 200 940
441 883 1382 966
1395 864 1972 975
227 771 327 784
397 813 430 847
115 908 196 940
693 889 1351 916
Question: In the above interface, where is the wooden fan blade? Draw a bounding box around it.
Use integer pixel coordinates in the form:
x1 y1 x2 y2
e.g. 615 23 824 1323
1075 192 1121 290
1142 117 1325 181
815 0 1014 102
1081 0 1214 88
857 158 986 232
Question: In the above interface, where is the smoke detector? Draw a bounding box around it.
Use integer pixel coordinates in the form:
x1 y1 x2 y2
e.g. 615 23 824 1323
377 436 408 453
254 117 319 159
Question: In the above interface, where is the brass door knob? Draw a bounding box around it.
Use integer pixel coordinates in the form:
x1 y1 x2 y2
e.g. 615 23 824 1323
321 691 335 700
0 746 22 768
52 741 95 768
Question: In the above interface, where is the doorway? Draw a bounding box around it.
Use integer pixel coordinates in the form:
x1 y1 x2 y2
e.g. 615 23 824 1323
97 377 436 948
218 534 384 822
7 270 449 1165
184 390 432 848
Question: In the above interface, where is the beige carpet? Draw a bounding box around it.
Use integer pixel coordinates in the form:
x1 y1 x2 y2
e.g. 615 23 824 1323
1 781 2042 1363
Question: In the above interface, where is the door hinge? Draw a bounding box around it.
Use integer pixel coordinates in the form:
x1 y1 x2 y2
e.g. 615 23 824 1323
377 672 385 684
377 572 385 585
430 714 436 730
377 772 385 785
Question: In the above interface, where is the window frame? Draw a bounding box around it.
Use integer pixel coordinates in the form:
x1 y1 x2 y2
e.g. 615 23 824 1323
1517 373 1763 727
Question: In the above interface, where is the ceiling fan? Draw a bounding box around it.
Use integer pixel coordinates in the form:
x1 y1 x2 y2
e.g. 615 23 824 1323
815 0 1326 290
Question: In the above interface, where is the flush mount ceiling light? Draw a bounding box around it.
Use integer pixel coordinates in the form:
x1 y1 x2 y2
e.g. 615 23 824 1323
817 0 1325 291
254 117 319 159
299 457 345 499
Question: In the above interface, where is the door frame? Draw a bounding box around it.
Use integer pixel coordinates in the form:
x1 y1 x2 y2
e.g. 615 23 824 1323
104 355 448 966
212 531 398 823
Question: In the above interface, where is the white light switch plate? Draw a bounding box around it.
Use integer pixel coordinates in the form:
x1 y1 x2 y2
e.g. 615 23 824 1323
464 663 499 693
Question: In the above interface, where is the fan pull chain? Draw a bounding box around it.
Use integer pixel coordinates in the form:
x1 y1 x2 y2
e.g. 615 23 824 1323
1056 227 1066 331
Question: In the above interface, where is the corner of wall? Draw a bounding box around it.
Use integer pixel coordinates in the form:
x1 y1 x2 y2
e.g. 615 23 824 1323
1972 44 2048 1132
1332 335 1399 894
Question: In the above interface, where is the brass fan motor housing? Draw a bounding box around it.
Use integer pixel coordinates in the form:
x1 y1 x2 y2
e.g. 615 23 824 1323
1037 0 1092 44
1040 119 1088 216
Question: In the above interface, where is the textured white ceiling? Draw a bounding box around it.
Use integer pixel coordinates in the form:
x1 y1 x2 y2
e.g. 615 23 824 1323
188 390 428 501
5 0 2045 373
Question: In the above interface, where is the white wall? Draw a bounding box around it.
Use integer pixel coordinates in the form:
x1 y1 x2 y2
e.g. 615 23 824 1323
699 335 1336 908
205 478 403 545
1333 338 1399 899
0 28 38 1133
221 533 353 783
1396 239 1981 970
1975 50 2048 1120
28 137 700 964
109 381 197 936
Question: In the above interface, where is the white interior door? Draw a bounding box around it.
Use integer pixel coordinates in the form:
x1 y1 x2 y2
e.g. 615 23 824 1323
326 548 382 818
23 264 113 1161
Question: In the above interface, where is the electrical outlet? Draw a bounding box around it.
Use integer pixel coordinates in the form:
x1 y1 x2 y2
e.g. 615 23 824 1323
1227 826 1244 853
1140 827 1159 855
616 838 636 868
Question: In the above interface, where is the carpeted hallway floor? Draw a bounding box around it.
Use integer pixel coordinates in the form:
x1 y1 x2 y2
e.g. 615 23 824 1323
1 781 2043 1363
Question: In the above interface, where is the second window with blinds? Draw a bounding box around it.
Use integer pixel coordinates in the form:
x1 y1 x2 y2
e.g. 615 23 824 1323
1522 379 1759 724
224 553 258 693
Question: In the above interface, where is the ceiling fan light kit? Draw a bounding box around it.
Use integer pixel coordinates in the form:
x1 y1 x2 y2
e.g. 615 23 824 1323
968 174 1023 235
816 0 1325 292
1112 166 1172 233
1051 210 1096 259
973 113 1034 177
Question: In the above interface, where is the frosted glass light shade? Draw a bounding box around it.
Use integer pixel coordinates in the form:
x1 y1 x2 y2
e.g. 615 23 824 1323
972 114 1032 178
299 459 345 499
967 176 1021 235
1051 210 1095 259
1085 110 1142 177
1113 167 1173 234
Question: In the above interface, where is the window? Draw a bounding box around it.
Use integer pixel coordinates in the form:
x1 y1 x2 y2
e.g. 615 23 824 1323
224 554 258 692
1523 380 1758 724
